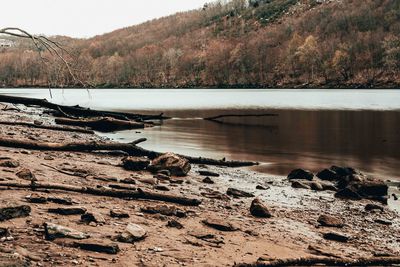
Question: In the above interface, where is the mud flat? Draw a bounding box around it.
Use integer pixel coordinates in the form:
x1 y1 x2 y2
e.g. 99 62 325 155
0 100 398 267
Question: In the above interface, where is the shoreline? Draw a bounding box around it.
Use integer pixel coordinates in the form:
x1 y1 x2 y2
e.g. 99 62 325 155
0 102 398 266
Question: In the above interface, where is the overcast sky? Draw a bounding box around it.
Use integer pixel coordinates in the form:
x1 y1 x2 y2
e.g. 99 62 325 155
0 0 210 38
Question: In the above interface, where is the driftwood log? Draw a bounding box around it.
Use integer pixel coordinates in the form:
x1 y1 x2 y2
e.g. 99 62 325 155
0 137 258 167
55 117 145 132
0 120 94 134
204 113 278 123
0 181 201 206
0 94 169 121
234 256 400 267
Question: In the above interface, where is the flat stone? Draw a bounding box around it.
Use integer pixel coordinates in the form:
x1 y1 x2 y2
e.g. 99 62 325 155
167 220 183 229
317 215 344 228
74 240 120 254
44 222 90 240
322 232 349 242
48 207 87 215
81 212 106 225
202 177 215 184
291 180 311 189
0 204 31 221
26 194 47 204
287 169 314 181
374 219 392 226
227 188 254 198
122 157 150 171
198 171 220 177
110 209 130 218
250 198 272 218
256 185 269 190
154 185 170 191
47 196 73 205
335 188 362 200
202 218 238 231
116 223 147 243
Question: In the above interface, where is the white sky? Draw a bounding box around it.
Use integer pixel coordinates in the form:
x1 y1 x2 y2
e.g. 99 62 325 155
0 0 210 38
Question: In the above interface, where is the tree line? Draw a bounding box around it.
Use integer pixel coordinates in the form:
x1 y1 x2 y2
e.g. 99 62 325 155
0 0 399 88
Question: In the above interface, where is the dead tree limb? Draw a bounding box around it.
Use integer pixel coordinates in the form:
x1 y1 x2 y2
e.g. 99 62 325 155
0 138 258 167
204 113 278 123
0 181 202 206
0 94 169 121
0 120 94 134
55 117 145 132
234 256 400 267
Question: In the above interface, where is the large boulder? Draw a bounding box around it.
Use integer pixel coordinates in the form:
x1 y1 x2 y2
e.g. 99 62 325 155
287 169 314 181
149 153 191 176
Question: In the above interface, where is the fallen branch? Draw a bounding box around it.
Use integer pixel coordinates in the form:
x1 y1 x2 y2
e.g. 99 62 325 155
0 181 201 206
204 113 278 123
0 94 170 122
55 117 145 132
0 137 258 167
0 120 94 134
234 256 400 267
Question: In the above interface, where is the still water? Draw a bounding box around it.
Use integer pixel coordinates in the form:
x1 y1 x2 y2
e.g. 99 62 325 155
2 88 400 180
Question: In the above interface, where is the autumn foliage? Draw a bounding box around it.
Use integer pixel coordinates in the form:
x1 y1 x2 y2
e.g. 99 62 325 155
0 0 399 88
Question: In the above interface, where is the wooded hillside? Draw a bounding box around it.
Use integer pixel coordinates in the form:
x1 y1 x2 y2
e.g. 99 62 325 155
1 0 399 88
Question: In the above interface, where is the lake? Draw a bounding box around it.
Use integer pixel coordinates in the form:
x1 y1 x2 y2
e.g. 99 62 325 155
2 88 400 180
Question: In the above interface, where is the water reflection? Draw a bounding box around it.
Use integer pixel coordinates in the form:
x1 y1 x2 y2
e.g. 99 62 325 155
109 109 400 180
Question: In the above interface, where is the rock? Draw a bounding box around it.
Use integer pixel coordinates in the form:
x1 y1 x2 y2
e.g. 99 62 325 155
319 181 338 191
188 230 224 245
16 168 36 181
310 181 324 191
201 191 231 201
47 196 73 205
287 169 314 181
322 232 349 242
167 220 183 229
256 185 269 190
202 177 215 184
317 215 344 228
110 209 129 218
149 153 191 176
393 193 399 201
122 157 150 171
154 173 170 181
374 219 392 226
74 240 120 254
141 205 186 218
81 212 106 225
157 170 171 177
250 198 272 218
365 203 384 212
26 193 47 204
356 179 388 198
198 171 220 177
121 177 136 184
0 159 19 168
202 218 238 231
335 188 362 200
116 223 147 243
48 207 87 215
137 177 158 185
44 223 90 240
227 188 254 198
291 180 312 189
0 204 31 221
317 169 338 181
330 166 356 177
0 227 9 237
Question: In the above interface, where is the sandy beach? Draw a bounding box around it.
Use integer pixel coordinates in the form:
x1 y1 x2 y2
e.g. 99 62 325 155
0 101 399 267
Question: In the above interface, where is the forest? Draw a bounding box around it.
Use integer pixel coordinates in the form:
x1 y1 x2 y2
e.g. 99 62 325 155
0 0 399 88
